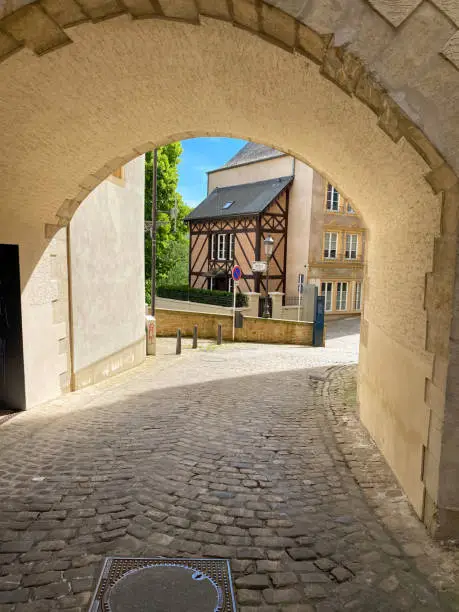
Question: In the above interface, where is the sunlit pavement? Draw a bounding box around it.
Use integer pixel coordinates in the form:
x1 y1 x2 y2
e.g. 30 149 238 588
0 318 458 611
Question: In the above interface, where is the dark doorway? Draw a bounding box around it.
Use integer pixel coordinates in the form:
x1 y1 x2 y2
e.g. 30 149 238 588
0 245 26 411
213 276 228 291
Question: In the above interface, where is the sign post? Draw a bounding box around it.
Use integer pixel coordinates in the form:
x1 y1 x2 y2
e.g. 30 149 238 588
231 265 242 342
297 274 304 322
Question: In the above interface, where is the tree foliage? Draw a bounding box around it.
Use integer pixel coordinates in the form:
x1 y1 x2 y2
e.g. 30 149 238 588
145 143 191 286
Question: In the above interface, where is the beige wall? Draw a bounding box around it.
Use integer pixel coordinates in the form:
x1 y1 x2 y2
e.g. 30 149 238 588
0 12 458 535
208 155 293 193
285 160 313 296
69 156 145 379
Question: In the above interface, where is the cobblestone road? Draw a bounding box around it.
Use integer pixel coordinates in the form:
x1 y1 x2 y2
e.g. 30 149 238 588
0 319 458 610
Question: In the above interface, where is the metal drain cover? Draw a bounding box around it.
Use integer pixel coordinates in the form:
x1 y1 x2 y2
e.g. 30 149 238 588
89 557 236 612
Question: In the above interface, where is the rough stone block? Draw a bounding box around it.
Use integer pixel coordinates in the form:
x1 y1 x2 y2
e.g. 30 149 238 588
426 163 459 194
0 4 71 54
196 0 231 21
295 22 330 64
232 0 259 31
442 31 459 70
433 0 459 26
367 0 423 28
40 0 88 26
377 97 403 142
355 72 384 115
261 3 295 50
236 574 270 589
399 121 444 170
74 0 124 22
321 46 363 95
121 0 160 18
0 29 20 61
158 0 199 23
45 223 63 239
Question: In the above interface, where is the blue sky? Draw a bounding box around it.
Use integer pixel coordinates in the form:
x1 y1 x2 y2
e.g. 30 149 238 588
178 137 247 209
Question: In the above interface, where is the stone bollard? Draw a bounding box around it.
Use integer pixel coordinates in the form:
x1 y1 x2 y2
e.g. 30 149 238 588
217 324 222 345
192 325 198 349
176 329 181 355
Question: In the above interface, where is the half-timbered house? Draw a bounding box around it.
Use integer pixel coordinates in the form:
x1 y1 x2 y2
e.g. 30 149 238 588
186 176 292 294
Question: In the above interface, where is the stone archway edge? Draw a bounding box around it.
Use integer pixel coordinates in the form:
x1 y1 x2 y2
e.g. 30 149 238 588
0 0 457 203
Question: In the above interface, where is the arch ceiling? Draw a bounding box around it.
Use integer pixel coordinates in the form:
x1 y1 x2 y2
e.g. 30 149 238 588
0 0 459 538
0 0 458 177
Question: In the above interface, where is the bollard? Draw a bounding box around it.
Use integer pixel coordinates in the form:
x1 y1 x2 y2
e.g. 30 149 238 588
217 324 222 345
176 329 181 355
192 325 198 349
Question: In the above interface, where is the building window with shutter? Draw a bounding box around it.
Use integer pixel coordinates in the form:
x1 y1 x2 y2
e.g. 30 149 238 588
321 282 333 312
217 234 226 260
326 184 340 212
228 233 235 261
354 282 362 310
324 232 337 259
210 234 216 260
345 234 358 259
336 282 348 311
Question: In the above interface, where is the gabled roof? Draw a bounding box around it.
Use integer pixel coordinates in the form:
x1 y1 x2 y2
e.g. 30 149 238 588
185 176 293 222
208 142 285 173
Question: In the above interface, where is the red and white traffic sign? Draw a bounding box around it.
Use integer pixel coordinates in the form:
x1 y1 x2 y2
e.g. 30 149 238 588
231 265 242 282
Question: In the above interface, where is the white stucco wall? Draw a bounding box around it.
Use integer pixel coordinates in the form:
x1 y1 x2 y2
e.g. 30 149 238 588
69 156 145 373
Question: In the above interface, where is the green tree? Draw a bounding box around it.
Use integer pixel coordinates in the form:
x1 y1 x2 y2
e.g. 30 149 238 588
145 144 191 286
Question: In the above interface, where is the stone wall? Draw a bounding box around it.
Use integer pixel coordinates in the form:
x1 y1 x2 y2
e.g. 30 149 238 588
156 308 314 346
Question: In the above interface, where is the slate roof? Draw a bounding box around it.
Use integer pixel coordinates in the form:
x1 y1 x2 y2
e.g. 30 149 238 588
209 142 285 172
185 176 293 222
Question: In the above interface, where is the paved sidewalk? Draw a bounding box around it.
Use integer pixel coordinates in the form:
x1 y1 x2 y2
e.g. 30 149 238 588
0 322 458 610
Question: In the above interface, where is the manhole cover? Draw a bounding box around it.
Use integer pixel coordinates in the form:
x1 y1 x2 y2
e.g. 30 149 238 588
89 557 236 612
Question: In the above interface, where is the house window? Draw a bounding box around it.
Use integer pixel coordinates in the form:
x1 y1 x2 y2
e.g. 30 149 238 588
347 202 355 214
223 201 234 209
228 233 235 260
326 184 340 212
354 282 362 310
228 276 233 292
345 234 358 259
321 282 333 312
217 234 226 260
336 282 348 311
324 232 337 259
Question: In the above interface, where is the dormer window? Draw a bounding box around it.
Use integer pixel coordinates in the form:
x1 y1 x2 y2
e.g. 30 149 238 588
223 201 234 209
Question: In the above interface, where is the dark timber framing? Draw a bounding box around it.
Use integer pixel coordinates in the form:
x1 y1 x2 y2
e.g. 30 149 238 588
187 185 290 297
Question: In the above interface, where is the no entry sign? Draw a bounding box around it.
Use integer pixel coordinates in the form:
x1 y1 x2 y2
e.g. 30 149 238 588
231 265 242 282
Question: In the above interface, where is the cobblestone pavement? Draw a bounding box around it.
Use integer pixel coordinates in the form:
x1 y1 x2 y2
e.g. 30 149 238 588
0 319 458 611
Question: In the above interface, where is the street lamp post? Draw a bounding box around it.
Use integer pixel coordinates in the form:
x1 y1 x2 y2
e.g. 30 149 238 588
263 235 274 318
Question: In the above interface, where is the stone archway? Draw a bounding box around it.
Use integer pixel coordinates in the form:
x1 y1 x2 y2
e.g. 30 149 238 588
0 1 459 538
